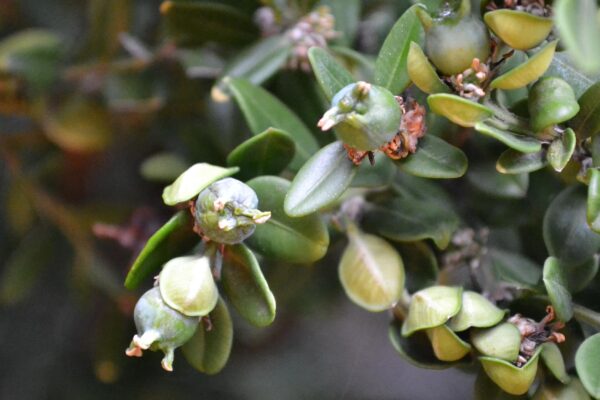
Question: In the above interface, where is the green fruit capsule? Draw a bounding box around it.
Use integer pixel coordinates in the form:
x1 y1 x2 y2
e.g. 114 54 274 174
195 178 271 244
417 1 491 76
317 81 401 151
125 287 198 371
528 77 580 132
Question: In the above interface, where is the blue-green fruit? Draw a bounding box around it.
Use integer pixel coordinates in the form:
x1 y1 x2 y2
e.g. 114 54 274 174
318 82 402 151
195 178 271 244
125 287 198 371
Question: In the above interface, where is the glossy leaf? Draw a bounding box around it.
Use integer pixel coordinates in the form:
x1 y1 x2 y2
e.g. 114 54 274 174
160 1 258 46
402 286 462 337
475 120 543 153
221 243 276 327
484 10 553 51
124 211 198 290
547 128 576 172
428 94 493 128
554 0 600 73
447 291 505 332
545 52 600 98
396 135 468 179
407 41 449 94
571 81 600 139
468 164 529 199
588 168 600 233
363 196 460 249
182 298 233 375
308 45 355 101
540 342 570 384
426 324 471 362
284 141 358 217
351 152 395 188
575 333 600 398
389 319 452 370
246 176 329 263
374 4 424 94
226 78 319 169
491 40 558 90
339 227 405 312
472 323 521 363
488 248 542 288
395 242 438 293
496 149 547 175
543 186 600 266
212 35 292 101
529 77 580 132
543 256 573 322
566 257 599 293
480 348 542 396
162 163 239 206
226 128 295 181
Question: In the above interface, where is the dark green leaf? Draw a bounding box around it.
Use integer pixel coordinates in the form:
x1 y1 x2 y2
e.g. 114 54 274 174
307 47 355 101
284 141 358 217
488 248 542 287
181 298 233 375
588 168 600 233
226 128 295 181
543 186 600 266
160 1 258 46
468 164 529 199
543 256 573 322
547 128 576 172
396 135 468 179
575 333 600 398
571 82 600 139
554 0 600 73
226 78 319 170
395 242 438 293
124 211 198 290
351 152 395 188
374 4 424 94
475 120 542 153
496 149 547 174
363 196 460 249
532 379 591 400
540 342 571 384
566 257 599 293
545 52 600 98
246 176 329 263
222 243 276 327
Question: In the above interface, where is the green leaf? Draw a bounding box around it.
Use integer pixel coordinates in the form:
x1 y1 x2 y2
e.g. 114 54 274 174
428 94 494 128
543 256 574 322
221 243 276 327
0 226 54 305
389 319 452 370
246 176 329 263
566 257 599 293
407 41 450 94
284 141 358 217
226 78 320 170
339 226 405 312
363 196 460 249
576 333 600 398
395 135 468 179
226 128 295 181
571 81 600 139
484 10 553 51
124 211 197 290
543 186 600 266
532 379 591 400
474 370 529 400
160 1 258 47
545 52 600 98
540 342 570 384
471 323 521 363
351 152 395 188
554 0 600 73
475 120 543 153
447 291 505 332
140 152 188 183
480 348 542 396
547 128 576 172
588 168 600 233
161 163 239 206
490 40 558 90
395 242 438 293
488 248 542 287
374 4 424 94
212 35 292 101
402 286 463 336
307 46 355 101
182 298 233 375
468 164 529 199
496 149 547 174
426 324 471 362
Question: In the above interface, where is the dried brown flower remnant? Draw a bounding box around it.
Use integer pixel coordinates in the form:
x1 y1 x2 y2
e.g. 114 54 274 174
380 98 427 160
508 306 566 366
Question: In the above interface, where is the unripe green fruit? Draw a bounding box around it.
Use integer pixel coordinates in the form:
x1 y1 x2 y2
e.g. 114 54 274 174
418 7 491 76
318 82 401 151
195 178 271 244
125 287 198 371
